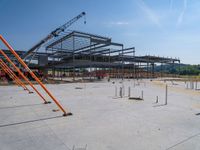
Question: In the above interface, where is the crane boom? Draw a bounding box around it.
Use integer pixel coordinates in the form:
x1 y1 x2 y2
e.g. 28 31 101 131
23 12 86 59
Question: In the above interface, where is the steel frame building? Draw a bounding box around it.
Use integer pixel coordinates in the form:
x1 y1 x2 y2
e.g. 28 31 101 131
0 31 180 79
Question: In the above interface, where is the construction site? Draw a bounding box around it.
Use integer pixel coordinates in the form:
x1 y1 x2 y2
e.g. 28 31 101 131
1 11 200 150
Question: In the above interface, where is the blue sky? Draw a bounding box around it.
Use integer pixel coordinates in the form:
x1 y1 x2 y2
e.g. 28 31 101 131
0 0 200 64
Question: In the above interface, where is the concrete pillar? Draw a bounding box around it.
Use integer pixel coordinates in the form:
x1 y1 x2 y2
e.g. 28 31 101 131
165 84 168 105
128 86 131 97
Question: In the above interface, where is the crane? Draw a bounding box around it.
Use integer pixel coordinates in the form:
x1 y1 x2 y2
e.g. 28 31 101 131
22 12 86 59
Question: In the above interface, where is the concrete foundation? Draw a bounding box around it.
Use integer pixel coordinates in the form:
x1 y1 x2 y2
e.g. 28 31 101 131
0 79 200 150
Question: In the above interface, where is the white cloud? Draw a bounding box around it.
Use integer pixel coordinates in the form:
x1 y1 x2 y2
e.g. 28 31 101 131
103 21 130 27
137 0 161 28
114 21 129 25
176 0 187 26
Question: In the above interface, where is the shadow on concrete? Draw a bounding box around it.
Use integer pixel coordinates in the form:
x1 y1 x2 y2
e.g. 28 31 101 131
195 113 200 116
153 104 167 107
0 103 43 110
0 115 63 128
166 132 200 149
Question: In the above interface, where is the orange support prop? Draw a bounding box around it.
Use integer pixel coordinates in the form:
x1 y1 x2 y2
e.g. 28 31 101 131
0 49 49 104
0 35 71 116
0 60 22 87
0 59 23 88
0 59 32 92
0 59 32 93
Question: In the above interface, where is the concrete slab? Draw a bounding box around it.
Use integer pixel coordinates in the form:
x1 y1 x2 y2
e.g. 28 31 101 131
1 79 200 150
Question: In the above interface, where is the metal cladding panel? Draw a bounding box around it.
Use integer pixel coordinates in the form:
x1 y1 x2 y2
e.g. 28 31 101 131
38 55 48 67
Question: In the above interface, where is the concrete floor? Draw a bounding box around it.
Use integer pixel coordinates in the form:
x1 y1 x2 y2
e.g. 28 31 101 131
0 79 200 150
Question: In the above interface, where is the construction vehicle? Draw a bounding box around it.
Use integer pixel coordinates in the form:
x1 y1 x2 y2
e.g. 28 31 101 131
23 12 86 60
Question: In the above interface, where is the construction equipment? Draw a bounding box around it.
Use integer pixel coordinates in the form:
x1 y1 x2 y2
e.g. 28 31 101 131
0 35 72 116
0 59 28 90
0 50 49 102
23 12 86 60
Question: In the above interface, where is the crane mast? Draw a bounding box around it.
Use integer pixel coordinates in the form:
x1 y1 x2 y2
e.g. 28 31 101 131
23 12 86 59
